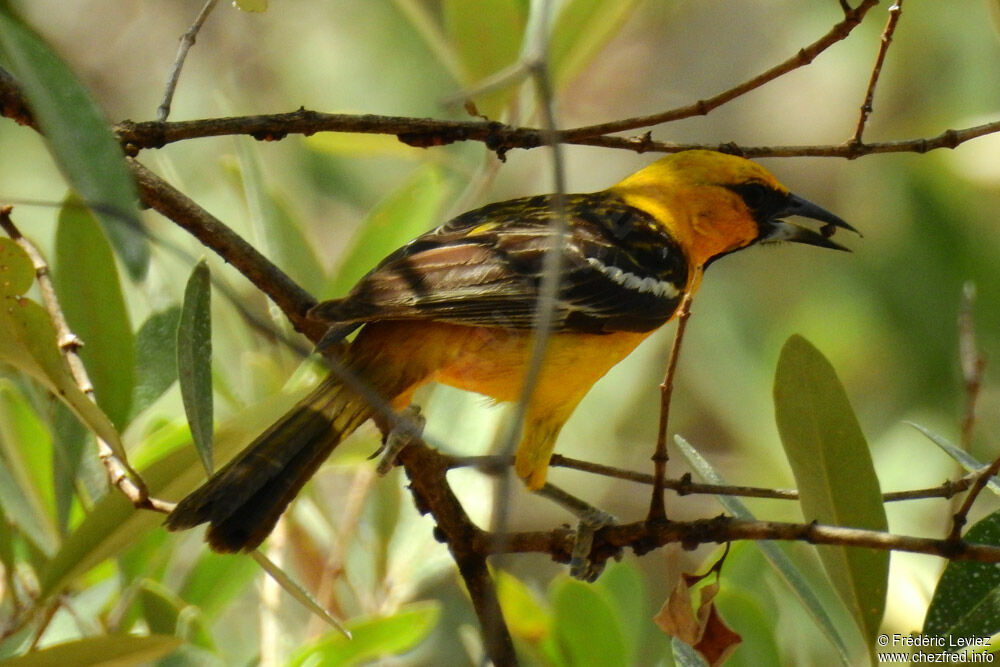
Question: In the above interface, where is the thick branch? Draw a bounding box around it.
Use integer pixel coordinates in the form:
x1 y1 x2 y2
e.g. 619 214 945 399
484 513 1000 569
112 109 1000 160
396 438 516 665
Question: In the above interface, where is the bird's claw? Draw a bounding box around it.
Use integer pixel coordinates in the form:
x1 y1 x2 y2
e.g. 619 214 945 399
569 510 619 582
373 406 425 475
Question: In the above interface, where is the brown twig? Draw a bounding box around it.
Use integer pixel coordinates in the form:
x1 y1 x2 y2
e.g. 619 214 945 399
0 206 171 514
948 452 1000 542
157 0 219 121
958 282 985 450
849 1 904 146
455 452 979 503
648 293 694 522
392 438 1000 565
559 0 880 141
0 67 34 128
486 510 1000 565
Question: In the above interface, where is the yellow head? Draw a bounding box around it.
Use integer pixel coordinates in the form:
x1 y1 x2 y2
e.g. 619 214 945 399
610 150 855 270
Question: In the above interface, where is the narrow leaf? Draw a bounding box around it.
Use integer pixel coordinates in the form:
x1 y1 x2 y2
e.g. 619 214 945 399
906 421 1000 497
288 603 440 666
496 568 551 641
0 238 125 462
177 260 213 474
250 549 350 637
0 381 58 553
923 509 1000 644
773 335 888 643
675 434 853 666
234 139 326 295
37 395 300 601
179 548 260 619
130 307 181 419
1 635 181 667
138 579 184 636
0 9 148 279
55 199 135 429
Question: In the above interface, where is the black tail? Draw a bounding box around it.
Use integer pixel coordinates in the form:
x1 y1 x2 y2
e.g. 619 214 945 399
165 375 372 552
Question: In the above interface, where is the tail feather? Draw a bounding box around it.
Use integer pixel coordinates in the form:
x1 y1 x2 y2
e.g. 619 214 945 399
165 375 372 552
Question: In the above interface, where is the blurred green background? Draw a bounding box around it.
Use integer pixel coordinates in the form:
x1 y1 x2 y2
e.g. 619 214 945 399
1 0 1000 664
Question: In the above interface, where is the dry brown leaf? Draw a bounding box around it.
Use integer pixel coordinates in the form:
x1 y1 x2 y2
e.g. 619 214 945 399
653 563 742 666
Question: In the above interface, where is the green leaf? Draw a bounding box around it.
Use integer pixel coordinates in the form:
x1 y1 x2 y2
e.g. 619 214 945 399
906 421 1000 497
675 435 852 666
138 579 184 636
179 549 260 620
130 307 181 419
1 635 181 667
0 9 148 279
0 380 58 554
923 508 1000 646
250 550 349 636
773 335 888 644
551 577 628 667
38 392 306 602
55 199 135 430
288 602 440 666
234 0 267 12
496 568 551 642
713 586 782 667
593 561 646 655
0 238 126 463
234 139 326 296
177 260 213 474
323 165 450 300
51 402 98 530
442 0 527 117
37 448 193 602
549 0 644 90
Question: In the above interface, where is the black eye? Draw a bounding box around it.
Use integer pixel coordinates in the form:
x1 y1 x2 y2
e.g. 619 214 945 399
740 183 770 211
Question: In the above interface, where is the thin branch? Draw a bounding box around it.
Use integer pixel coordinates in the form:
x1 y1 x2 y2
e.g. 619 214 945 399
559 0 881 141
455 452 980 503
849 1 904 146
648 293 694 522
958 282 985 451
949 452 1000 542
157 0 220 122
0 207 171 514
0 67 33 128
394 436 1000 565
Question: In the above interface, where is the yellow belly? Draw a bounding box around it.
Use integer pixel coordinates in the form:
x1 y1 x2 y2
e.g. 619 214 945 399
350 321 653 487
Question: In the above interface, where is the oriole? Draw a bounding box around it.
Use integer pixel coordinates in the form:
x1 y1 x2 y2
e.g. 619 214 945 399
165 149 855 553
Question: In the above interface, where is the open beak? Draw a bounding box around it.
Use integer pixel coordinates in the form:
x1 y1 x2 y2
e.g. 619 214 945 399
760 193 859 251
